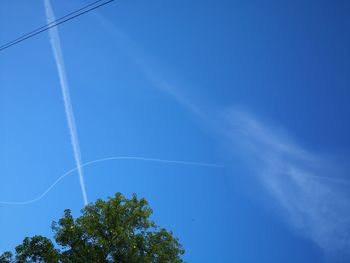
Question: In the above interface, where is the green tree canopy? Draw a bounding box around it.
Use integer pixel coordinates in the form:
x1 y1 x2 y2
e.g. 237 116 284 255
1 193 184 263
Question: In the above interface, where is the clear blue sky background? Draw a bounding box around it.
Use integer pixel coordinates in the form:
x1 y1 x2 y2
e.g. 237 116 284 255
1 0 350 262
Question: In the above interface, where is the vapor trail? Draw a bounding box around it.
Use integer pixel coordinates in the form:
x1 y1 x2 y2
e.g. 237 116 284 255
44 0 88 205
0 156 222 205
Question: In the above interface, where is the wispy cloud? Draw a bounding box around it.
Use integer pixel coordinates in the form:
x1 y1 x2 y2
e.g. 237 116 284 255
44 0 88 205
223 109 350 260
96 16 350 259
95 15 210 122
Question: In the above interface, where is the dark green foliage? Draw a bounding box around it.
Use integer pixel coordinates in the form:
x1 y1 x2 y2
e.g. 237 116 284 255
1 193 184 262
15 236 59 263
0 252 13 263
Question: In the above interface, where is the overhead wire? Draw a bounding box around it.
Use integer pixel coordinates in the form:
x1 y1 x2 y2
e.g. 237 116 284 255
0 0 106 50
0 0 114 52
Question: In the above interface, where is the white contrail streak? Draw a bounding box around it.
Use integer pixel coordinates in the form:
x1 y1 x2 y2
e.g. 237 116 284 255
44 0 88 205
0 156 223 205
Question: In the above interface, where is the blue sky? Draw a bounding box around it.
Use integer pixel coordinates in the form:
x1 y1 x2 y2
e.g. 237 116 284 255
1 0 350 262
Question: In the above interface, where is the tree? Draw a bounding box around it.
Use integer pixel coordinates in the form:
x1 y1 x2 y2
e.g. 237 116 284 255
0 252 13 263
1 193 185 262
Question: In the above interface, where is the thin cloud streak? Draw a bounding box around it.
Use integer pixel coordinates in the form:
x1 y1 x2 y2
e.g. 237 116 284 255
44 0 88 205
96 16 350 259
223 109 350 260
95 15 210 123
0 156 222 206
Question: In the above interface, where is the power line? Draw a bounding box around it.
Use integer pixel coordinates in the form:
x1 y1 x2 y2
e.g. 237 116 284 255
1 0 106 50
0 0 114 52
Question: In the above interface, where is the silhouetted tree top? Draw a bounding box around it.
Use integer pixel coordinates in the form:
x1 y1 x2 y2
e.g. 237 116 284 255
1 193 185 263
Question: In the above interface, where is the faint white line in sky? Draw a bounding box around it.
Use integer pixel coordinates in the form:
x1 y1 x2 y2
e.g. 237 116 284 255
44 0 88 205
0 156 223 206
94 15 212 122
95 18 350 187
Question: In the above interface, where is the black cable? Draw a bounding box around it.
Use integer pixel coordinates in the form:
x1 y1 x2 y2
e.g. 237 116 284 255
0 0 106 50
0 0 114 52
